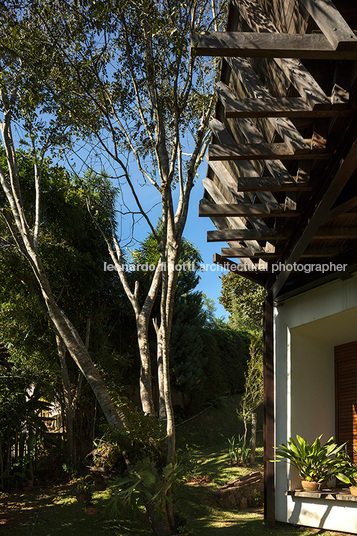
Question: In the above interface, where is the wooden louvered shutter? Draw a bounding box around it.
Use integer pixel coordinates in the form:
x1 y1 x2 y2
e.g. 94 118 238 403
335 341 357 463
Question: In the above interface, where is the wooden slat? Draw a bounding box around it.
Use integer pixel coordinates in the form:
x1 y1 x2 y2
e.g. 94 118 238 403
209 119 285 208
204 160 248 203
274 57 330 109
210 118 296 184
213 253 269 284
216 82 351 118
201 182 263 260
191 31 357 59
234 116 310 155
206 156 278 239
221 247 279 258
314 227 357 239
237 176 312 192
300 0 357 51
221 246 341 258
207 225 357 242
199 202 300 218
207 229 287 242
209 141 330 161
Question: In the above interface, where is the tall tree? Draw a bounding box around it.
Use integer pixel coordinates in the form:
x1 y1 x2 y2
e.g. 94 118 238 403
0 3 226 533
219 273 266 331
237 333 263 464
0 154 137 460
35 0 225 453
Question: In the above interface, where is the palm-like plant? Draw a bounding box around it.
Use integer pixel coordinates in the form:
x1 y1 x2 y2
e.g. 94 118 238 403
274 435 347 483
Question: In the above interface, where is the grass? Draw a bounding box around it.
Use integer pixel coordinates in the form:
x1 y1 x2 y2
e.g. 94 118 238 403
0 395 353 535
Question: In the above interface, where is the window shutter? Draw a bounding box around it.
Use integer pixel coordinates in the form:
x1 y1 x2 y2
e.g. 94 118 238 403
335 341 357 463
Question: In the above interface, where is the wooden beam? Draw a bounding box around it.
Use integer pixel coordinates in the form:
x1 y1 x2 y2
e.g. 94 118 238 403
209 141 330 161
300 0 357 51
207 226 357 242
221 247 279 258
233 115 310 155
315 227 357 239
237 176 312 192
221 246 341 258
210 118 296 183
213 253 269 285
216 82 351 118
208 229 289 242
272 138 357 297
209 119 287 207
199 201 300 218
200 184 264 260
191 31 357 59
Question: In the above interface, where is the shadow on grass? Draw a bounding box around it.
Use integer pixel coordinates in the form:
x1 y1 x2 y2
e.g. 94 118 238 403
0 484 152 536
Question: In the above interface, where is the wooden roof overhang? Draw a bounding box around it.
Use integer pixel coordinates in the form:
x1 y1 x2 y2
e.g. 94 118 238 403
192 0 357 300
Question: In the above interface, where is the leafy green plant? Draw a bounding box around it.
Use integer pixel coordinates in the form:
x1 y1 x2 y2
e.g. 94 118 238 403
273 435 347 483
227 434 251 466
107 457 179 516
333 449 357 486
76 477 94 496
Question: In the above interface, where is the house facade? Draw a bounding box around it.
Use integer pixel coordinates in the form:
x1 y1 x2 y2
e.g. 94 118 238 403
193 0 357 531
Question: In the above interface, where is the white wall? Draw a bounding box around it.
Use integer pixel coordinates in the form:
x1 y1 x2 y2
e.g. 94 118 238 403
274 273 357 532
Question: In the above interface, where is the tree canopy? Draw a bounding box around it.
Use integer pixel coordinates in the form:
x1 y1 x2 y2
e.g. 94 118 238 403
219 273 266 331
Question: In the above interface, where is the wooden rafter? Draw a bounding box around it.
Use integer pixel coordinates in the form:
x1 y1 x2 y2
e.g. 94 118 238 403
215 79 351 119
209 141 330 161
207 226 357 242
194 0 357 297
236 176 312 192
209 119 288 207
199 202 301 218
213 253 269 285
192 31 357 60
221 246 342 258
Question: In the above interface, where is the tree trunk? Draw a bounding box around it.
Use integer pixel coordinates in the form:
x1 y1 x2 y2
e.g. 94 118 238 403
0 125 126 430
250 412 257 465
56 335 76 463
32 258 126 429
145 500 172 536
153 318 166 420
136 315 155 416
240 418 248 464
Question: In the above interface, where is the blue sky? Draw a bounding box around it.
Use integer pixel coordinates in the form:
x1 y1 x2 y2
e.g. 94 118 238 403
185 168 229 320
115 159 229 321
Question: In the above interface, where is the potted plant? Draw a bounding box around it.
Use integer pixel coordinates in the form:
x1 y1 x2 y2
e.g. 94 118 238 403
85 502 99 515
334 450 357 496
273 435 346 491
75 478 93 503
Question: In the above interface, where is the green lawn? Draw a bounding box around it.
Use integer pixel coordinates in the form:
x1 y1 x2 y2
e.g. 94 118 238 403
0 396 353 535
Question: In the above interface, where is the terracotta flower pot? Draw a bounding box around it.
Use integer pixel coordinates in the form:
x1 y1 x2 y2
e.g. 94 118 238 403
85 504 98 515
301 480 319 491
350 486 357 496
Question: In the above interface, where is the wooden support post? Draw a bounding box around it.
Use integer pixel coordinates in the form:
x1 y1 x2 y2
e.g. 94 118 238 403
263 294 275 528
